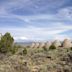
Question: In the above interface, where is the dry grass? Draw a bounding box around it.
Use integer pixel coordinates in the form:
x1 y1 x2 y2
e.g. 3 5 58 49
0 45 72 72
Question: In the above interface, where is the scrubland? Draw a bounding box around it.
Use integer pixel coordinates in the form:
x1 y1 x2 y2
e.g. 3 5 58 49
0 32 72 72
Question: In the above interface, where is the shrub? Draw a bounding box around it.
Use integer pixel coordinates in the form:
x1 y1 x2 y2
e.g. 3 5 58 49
0 32 14 53
70 47 72 51
10 47 18 54
23 48 27 55
43 46 47 51
49 45 56 50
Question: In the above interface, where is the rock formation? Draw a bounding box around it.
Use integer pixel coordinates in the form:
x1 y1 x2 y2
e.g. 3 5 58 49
34 42 40 48
52 40 61 48
39 42 45 48
63 39 72 48
45 41 52 48
30 42 36 48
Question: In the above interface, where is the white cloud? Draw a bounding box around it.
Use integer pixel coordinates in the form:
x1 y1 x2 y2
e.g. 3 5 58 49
0 0 70 18
0 23 72 41
0 0 72 41
14 36 28 40
0 5 72 23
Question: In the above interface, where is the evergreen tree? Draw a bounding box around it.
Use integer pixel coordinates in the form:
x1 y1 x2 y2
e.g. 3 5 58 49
0 32 14 53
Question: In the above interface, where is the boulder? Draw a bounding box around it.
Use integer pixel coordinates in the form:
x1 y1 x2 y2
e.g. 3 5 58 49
63 39 72 48
52 40 61 48
34 42 40 48
45 41 52 48
39 42 45 48
30 42 35 48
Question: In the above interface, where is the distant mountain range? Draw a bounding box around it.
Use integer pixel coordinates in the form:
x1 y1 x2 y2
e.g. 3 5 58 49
14 40 33 46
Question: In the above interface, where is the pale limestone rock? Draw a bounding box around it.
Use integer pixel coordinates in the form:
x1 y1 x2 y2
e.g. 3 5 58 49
45 41 52 48
34 42 40 48
30 42 36 48
52 40 61 48
63 39 72 48
39 42 45 48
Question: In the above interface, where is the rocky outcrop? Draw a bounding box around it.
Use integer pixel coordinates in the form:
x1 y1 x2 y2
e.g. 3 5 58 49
30 42 36 48
52 40 61 48
45 41 52 48
62 39 72 48
34 42 40 48
39 42 45 48
30 39 72 49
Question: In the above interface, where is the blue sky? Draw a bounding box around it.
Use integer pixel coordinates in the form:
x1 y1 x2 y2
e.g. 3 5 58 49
0 0 72 41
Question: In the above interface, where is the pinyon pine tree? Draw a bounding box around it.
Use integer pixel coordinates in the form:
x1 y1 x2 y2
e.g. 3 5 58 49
0 32 14 53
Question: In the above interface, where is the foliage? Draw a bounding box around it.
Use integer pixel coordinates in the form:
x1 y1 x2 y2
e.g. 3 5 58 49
23 48 27 55
43 46 47 51
49 45 56 50
70 47 72 51
10 47 18 54
0 32 14 53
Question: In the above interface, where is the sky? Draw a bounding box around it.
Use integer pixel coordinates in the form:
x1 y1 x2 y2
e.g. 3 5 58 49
0 0 72 42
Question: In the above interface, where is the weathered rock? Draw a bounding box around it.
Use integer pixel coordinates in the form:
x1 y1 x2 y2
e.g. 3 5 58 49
30 42 36 48
34 42 40 48
45 41 52 48
63 39 72 48
39 42 45 48
52 40 61 48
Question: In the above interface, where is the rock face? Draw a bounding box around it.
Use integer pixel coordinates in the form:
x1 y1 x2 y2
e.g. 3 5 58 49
52 40 61 48
39 42 45 48
30 42 35 48
45 41 52 48
34 42 40 48
63 39 72 48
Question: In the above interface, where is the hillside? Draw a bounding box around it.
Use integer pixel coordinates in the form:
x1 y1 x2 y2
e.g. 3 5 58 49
0 40 72 72
0 33 72 72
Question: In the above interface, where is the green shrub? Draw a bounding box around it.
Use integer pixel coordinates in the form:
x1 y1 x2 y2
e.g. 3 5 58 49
70 47 72 51
10 47 18 54
43 46 47 51
0 32 14 53
49 45 56 50
23 48 27 55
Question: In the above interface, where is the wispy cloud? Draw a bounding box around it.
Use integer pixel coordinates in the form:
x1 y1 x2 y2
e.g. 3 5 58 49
0 0 70 15
0 0 72 41
57 7 72 19
0 23 72 41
